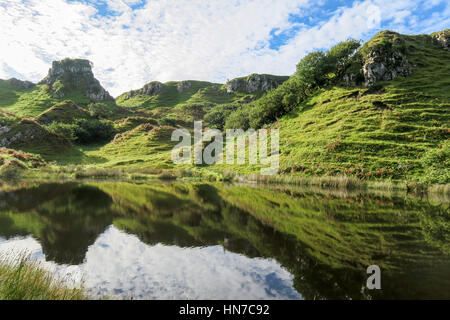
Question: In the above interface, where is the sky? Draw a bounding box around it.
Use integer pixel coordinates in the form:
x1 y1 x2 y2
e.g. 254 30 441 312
0 0 448 96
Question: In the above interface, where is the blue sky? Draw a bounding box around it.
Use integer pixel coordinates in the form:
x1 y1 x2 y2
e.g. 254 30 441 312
0 0 449 95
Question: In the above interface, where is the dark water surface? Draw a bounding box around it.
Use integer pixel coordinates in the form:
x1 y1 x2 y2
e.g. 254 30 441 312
0 181 449 299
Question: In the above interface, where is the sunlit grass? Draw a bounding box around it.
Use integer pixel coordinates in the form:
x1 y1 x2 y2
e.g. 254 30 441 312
0 253 87 300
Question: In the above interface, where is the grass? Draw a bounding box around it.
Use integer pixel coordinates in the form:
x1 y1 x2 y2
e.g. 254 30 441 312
0 254 87 300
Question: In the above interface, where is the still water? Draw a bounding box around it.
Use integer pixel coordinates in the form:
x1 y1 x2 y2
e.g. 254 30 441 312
0 181 449 299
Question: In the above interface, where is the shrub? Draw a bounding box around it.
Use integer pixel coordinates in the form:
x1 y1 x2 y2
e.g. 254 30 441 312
47 119 114 144
295 51 330 87
205 103 239 130
421 141 450 184
225 107 251 130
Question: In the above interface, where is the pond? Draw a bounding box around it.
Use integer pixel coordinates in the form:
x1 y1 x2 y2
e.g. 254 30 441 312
0 181 449 299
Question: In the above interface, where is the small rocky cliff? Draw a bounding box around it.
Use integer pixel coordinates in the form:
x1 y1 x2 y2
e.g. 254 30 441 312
225 74 288 94
39 58 113 101
124 81 164 99
432 29 450 51
361 31 413 87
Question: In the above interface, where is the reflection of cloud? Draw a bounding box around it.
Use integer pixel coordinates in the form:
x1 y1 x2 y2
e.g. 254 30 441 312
0 226 302 300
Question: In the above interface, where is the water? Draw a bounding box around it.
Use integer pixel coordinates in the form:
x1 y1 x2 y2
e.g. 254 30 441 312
0 181 449 299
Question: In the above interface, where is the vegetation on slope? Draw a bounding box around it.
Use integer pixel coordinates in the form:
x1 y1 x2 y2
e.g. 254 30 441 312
0 30 448 186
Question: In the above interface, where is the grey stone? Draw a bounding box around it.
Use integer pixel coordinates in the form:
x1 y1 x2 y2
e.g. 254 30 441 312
177 81 191 93
363 48 412 87
225 74 287 94
39 59 113 101
433 31 450 51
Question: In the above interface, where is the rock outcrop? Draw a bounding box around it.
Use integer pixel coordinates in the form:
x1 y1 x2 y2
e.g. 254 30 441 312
39 58 113 101
177 81 191 93
362 33 412 87
225 74 288 94
0 119 70 149
1 78 35 89
125 81 164 99
433 30 450 51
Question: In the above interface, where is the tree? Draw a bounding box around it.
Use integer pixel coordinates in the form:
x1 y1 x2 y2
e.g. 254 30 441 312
295 51 329 87
326 39 361 77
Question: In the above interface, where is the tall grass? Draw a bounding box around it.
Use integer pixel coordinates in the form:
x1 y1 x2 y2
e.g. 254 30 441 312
243 174 367 189
0 254 87 300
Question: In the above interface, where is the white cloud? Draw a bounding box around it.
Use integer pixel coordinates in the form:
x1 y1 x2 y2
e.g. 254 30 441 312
0 0 447 96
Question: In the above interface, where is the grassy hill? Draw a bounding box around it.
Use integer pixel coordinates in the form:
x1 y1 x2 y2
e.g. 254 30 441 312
116 76 288 126
271 31 449 182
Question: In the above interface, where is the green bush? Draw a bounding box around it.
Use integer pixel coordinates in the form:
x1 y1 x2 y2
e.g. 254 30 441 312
205 103 239 129
47 119 114 144
225 108 251 130
295 51 330 87
421 141 450 184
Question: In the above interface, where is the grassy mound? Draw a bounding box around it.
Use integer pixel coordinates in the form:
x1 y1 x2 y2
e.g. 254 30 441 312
0 118 71 153
0 148 46 169
35 100 92 125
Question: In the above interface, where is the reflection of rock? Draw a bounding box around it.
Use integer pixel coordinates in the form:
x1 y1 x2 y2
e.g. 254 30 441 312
225 74 288 94
39 58 113 101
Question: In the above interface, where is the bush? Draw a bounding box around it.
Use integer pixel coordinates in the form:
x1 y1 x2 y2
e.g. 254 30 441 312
204 104 239 130
295 51 330 87
47 119 114 144
421 141 450 184
226 77 306 130
47 122 78 141
225 107 251 130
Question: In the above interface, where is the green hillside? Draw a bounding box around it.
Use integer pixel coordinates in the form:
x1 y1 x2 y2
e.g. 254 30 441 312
273 31 450 182
116 76 288 126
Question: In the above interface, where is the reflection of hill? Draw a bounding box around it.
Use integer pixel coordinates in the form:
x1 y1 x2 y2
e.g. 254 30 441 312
0 183 113 264
0 181 449 299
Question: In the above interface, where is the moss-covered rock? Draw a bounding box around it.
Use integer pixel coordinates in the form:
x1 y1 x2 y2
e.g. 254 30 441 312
224 74 289 94
39 58 113 101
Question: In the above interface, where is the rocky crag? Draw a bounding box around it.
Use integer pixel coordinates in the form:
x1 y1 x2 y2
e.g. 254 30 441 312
124 81 164 99
432 29 450 51
225 74 289 94
38 58 113 101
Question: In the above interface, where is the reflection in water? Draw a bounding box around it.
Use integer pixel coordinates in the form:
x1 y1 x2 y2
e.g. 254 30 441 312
0 182 449 299
0 229 300 300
